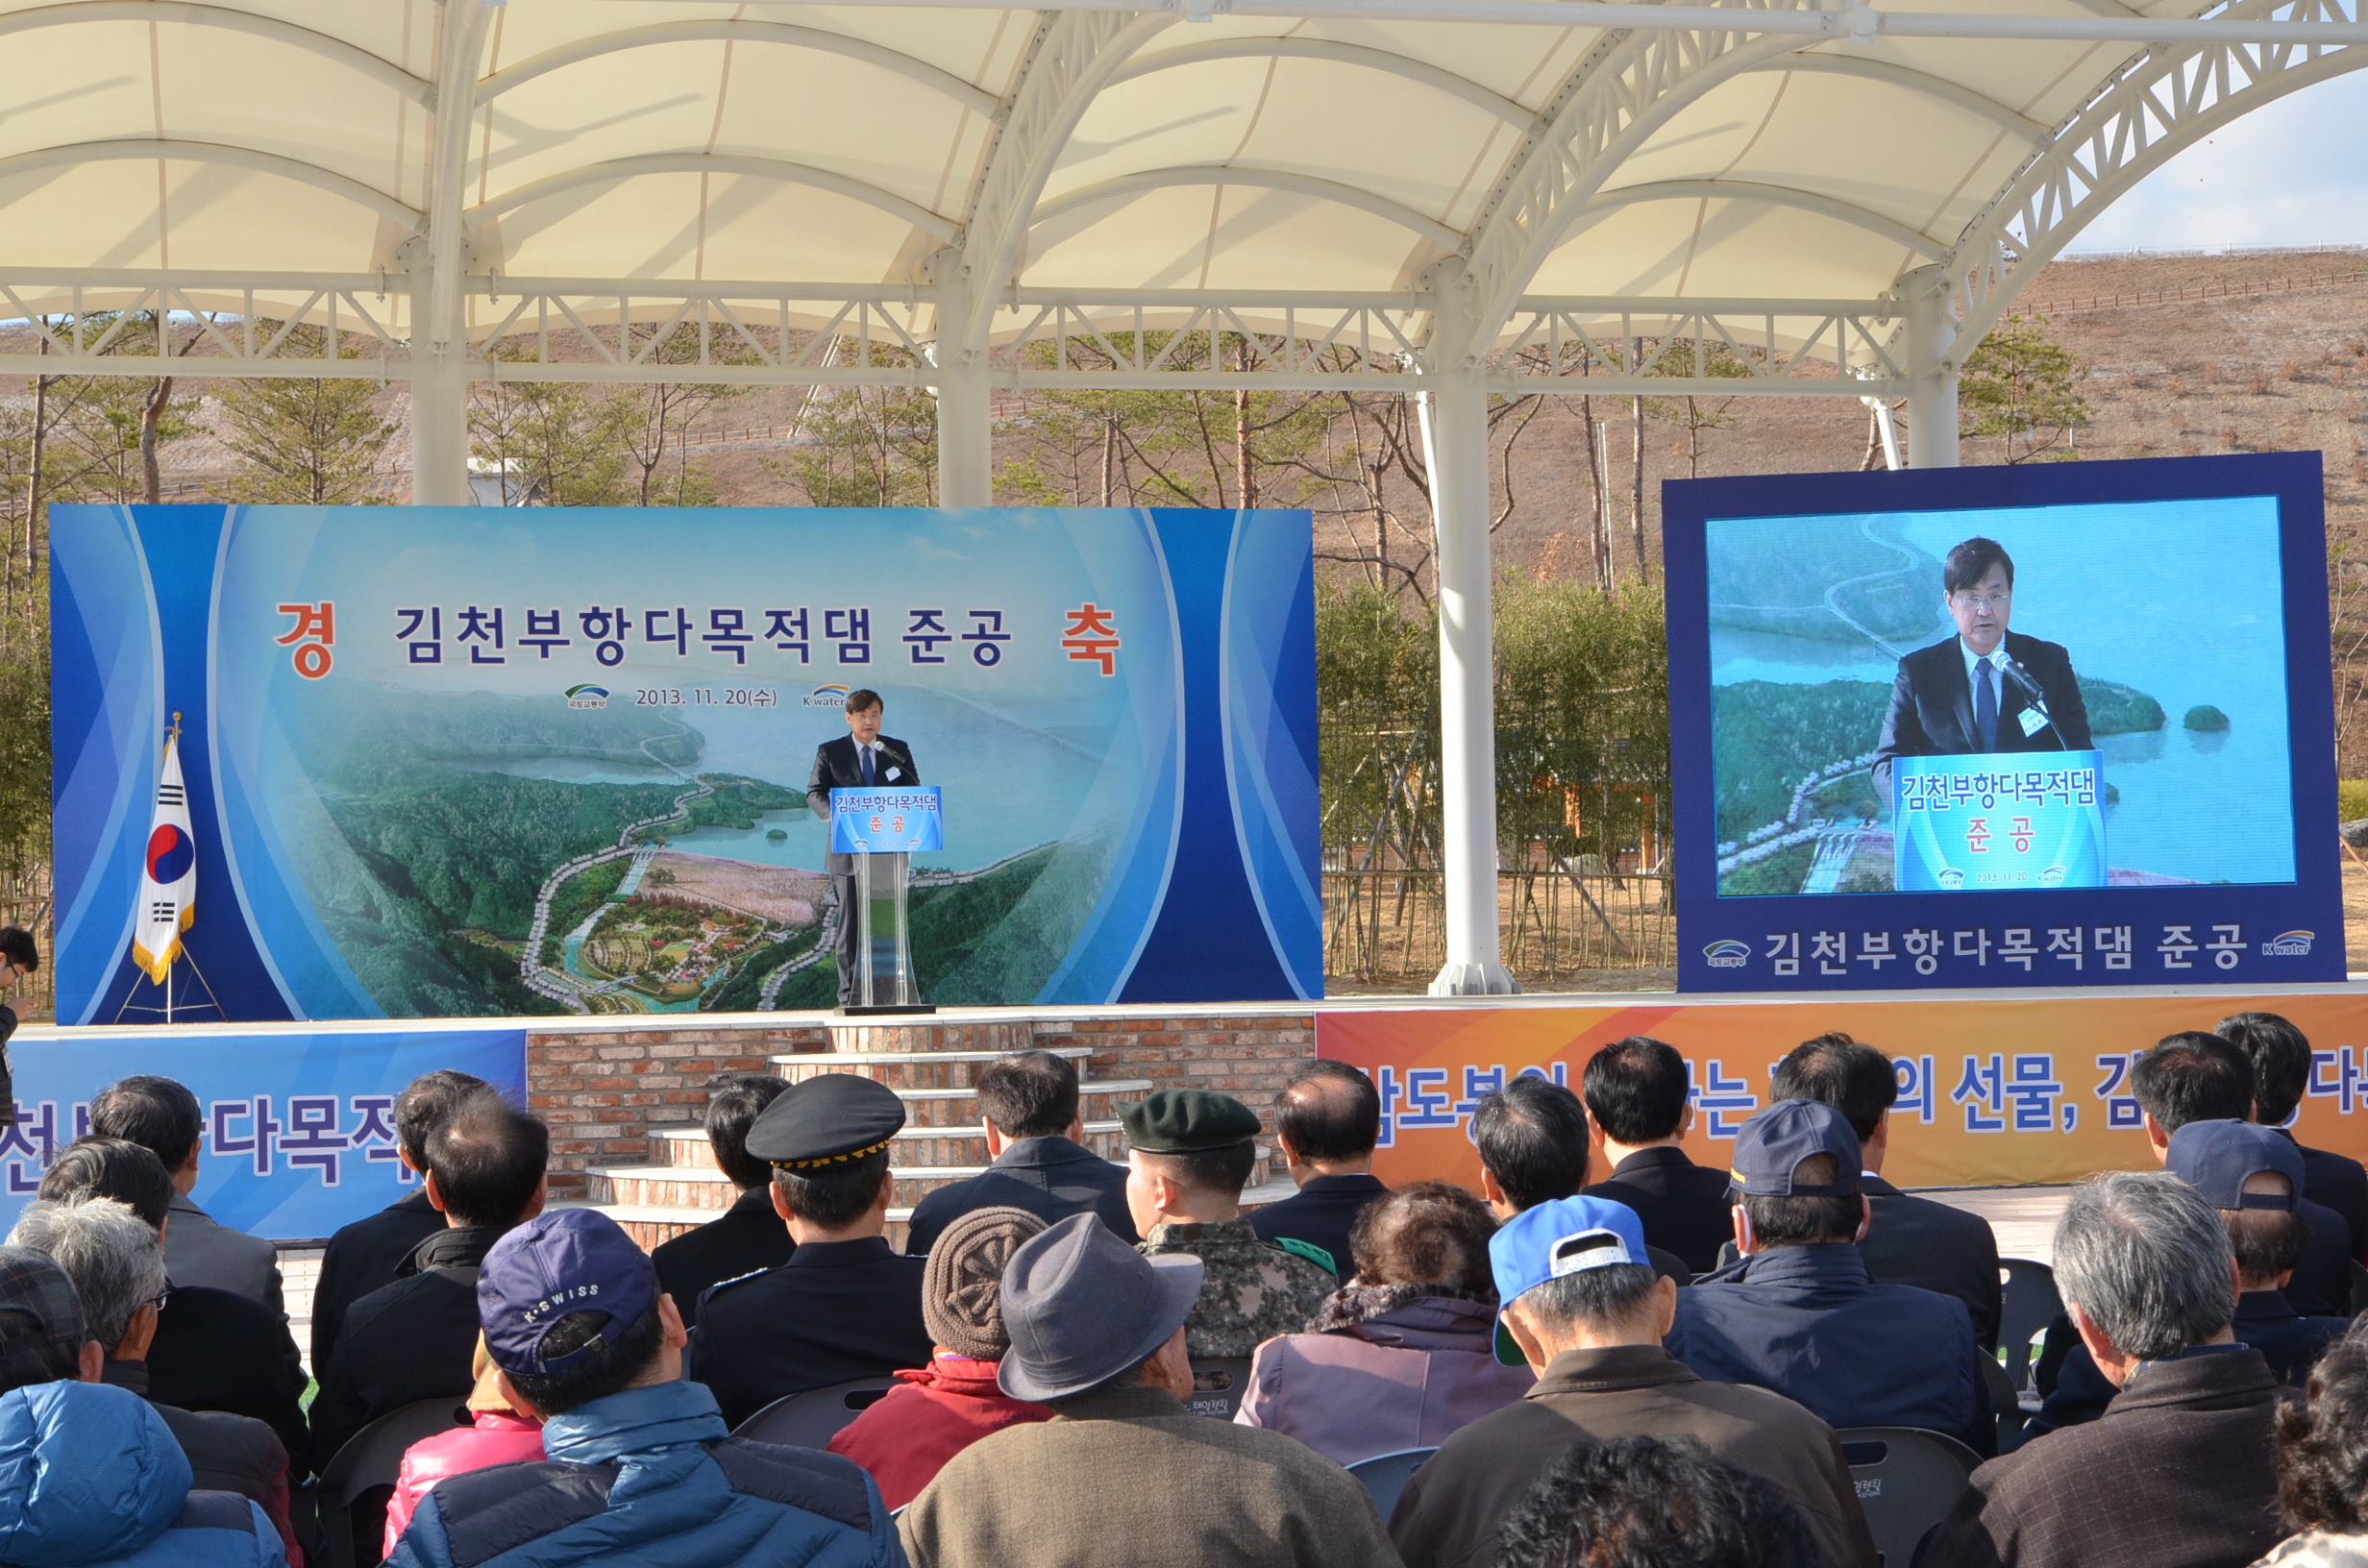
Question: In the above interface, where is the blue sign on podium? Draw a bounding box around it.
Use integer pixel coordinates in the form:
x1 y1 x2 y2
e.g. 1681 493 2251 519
830 786 945 855
1892 751 2107 892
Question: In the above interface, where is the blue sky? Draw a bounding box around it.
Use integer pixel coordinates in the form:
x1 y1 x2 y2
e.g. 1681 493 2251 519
2067 72 2368 253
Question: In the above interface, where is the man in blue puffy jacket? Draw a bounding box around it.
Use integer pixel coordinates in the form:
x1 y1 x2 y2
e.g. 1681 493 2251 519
0 1244 285 1567
388 1208 904 1568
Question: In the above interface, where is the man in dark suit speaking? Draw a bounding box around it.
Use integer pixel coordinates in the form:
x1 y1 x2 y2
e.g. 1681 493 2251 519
1874 535 2091 796
807 687 919 1008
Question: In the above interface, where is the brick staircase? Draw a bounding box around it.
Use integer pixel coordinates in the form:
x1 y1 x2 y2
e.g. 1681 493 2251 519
581 1030 1290 1252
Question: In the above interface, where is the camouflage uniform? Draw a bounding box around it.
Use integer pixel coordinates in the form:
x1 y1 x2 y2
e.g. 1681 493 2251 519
1140 1218 1337 1360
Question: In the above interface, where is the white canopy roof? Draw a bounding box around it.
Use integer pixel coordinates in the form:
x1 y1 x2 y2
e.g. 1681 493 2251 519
0 0 2358 384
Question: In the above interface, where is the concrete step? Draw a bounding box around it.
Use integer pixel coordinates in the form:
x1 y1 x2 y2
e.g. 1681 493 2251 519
773 1047 1091 1091
654 1121 1127 1170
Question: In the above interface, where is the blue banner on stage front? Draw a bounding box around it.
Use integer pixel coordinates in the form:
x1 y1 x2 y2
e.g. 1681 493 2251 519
1891 752 2106 893
50 505 1320 1019
0 1026 527 1239
831 788 945 855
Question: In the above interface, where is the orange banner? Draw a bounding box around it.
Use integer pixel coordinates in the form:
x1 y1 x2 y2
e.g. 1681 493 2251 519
1318 989 2368 1190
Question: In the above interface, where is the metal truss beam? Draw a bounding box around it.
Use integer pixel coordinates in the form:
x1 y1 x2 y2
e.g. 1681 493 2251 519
1947 0 2367 345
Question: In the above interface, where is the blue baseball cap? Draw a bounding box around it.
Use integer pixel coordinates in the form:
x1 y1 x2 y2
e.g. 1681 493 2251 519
1487 1196 1652 1366
1730 1100 1862 1197
479 1209 659 1377
2166 1119 2304 1211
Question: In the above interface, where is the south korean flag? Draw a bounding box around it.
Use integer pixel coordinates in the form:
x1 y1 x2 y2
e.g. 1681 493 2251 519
133 728 196 984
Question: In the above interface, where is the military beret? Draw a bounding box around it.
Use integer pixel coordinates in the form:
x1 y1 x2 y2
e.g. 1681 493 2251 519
745 1073 905 1170
1121 1088 1261 1154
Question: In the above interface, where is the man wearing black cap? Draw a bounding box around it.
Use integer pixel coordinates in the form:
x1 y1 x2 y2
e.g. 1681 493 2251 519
898 1213 1401 1568
1123 1089 1336 1360
2216 1011 2368 1262
1665 1100 1991 1455
388 1209 901 1568
686 1073 932 1428
2025 1119 2353 1437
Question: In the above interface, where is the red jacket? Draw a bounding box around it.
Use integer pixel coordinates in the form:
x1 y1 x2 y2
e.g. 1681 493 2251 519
383 1410 546 1556
826 1356 1050 1509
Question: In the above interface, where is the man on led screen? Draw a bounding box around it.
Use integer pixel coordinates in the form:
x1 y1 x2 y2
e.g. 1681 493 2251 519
1873 536 2091 796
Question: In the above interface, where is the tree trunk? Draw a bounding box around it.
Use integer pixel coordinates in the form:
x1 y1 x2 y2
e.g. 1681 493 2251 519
1234 338 1254 508
1628 339 1646 576
140 375 175 504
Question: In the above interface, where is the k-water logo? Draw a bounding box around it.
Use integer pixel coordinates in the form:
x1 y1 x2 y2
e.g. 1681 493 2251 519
564 684 609 710
1703 940 1749 969
804 683 851 708
2261 931 2315 957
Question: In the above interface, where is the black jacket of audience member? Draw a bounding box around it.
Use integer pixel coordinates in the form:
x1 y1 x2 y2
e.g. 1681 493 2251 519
309 1188 445 1374
652 1187 795 1331
147 1279 310 1476
686 1236 932 1429
2283 1194 2351 1315
1247 1172 1388 1279
100 1359 301 1565
1389 1343 1877 1568
1579 1146 1735 1274
2283 1128 2368 1265
900 1138 1135 1256
1923 1347 2287 1568
308 1224 502 1467
2022 1288 2348 1442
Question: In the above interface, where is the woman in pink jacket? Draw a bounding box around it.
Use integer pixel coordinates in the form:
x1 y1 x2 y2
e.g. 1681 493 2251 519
1235 1181 1535 1466
382 1338 545 1556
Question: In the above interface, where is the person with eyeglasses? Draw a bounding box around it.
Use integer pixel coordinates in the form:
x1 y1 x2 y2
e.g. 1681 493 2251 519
1873 535 2092 797
0 924 38 1127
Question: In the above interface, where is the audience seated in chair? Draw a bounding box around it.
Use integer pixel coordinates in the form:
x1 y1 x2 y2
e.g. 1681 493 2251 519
903 1051 1136 1254
309 1088 548 1542
1389 1194 1874 1568
0 1243 287 1567
91 1075 284 1312
2220 1012 2368 1264
1235 1182 1535 1467
899 1212 1402 1568
827 1205 1053 1509
1492 1434 1819 1568
385 1209 900 1568
36 1138 310 1472
1665 1100 1992 1456
685 1073 931 1429
2253 1321 2368 1568
1469 1076 1691 1288
652 1073 795 1332
1577 1038 1739 1274
10 1196 303 1566
313 1070 485 1373
381 1337 543 1556
1249 1061 1391 1278
1127 1089 1336 1360
1922 1170 2291 1568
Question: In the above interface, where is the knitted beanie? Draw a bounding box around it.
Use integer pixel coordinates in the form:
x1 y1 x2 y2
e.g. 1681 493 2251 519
922 1205 1048 1361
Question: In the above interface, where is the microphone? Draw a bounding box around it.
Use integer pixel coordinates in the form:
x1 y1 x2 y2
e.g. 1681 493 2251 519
1996 654 2066 747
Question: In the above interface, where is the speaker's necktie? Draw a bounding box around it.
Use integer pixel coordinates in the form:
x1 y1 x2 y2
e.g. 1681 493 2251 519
1976 660 1999 751
861 745 876 786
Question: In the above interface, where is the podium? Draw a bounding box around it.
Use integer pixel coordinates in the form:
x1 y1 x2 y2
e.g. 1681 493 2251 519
830 786 945 1014
1892 751 2107 892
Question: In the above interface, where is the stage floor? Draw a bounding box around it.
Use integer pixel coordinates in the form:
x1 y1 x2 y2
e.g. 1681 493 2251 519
1929 1185 2071 1264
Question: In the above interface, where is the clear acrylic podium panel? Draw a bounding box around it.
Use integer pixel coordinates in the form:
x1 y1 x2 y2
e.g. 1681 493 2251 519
854 850 916 1009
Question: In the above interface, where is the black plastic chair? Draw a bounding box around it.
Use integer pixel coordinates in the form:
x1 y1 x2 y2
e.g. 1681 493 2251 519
732 1377 897 1447
1838 1427 1981 1568
1997 1258 2061 1400
319 1397 472 1568
1185 1359 1252 1420
1979 1352 2024 1454
1345 1448 1436 1519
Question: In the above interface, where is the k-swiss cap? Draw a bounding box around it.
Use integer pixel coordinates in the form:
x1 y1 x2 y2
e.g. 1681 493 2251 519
2166 1119 2306 1212
478 1209 659 1377
743 1072 906 1170
1729 1099 1862 1198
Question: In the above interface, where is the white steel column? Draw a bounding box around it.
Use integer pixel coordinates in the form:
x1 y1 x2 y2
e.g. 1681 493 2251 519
411 0 493 506
1419 367 1517 996
1903 264 1960 469
932 339 994 507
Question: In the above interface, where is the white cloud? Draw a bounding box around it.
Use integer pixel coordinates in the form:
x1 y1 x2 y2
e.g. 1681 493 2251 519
2064 71 2368 254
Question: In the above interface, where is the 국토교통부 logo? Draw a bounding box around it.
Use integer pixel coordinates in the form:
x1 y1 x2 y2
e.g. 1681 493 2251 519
804 683 851 708
564 684 608 710
2261 931 2315 957
1703 940 1749 968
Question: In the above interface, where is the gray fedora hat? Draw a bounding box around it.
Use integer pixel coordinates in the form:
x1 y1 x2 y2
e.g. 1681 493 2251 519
997 1212 1204 1403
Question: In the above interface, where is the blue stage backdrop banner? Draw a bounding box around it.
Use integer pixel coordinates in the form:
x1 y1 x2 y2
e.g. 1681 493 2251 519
1665 452 2344 992
51 506 1320 1021
0 1025 527 1238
